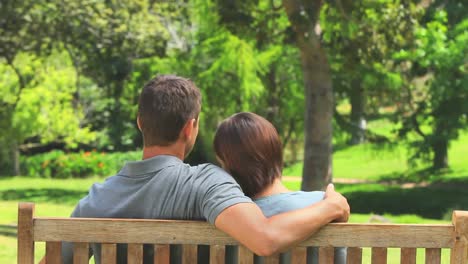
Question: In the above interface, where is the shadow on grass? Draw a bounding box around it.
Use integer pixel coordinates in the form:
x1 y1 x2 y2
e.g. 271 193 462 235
0 188 87 205
0 224 17 238
377 166 468 184
342 179 468 219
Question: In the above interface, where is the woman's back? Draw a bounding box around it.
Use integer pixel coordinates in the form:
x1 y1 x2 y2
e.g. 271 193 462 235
254 191 325 217
254 191 346 264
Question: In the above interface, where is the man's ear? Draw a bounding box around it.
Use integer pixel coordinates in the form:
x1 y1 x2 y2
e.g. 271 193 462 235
181 119 196 140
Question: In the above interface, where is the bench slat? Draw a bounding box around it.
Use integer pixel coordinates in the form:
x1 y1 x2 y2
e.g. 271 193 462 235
32 218 455 248
238 245 253 264
450 210 468 264
182 244 197 264
291 247 307 263
154 244 170 264
311 224 454 248
17 203 35 264
209 245 225 264
371 247 387 264
128 243 143 264
425 248 441 264
46 241 62 264
400 248 416 264
319 247 334 263
347 247 362 264
101 243 116 264
73 242 89 264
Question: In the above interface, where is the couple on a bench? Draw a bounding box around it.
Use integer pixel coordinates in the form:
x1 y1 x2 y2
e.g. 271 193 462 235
60 75 350 263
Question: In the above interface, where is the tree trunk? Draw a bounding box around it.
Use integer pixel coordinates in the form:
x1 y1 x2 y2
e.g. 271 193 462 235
432 137 448 169
109 80 125 150
432 118 449 169
349 82 366 145
283 0 333 191
11 140 21 176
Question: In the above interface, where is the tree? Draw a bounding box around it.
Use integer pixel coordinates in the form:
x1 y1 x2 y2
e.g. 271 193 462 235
0 52 95 175
395 11 468 169
48 0 169 150
282 0 333 190
154 0 306 163
0 0 55 174
321 0 419 145
214 0 306 161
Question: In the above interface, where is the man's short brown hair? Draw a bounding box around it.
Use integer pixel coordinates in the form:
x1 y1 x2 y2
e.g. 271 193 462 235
138 75 201 146
213 112 283 197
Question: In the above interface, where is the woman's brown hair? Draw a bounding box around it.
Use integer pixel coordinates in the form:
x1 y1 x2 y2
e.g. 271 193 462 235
213 112 283 197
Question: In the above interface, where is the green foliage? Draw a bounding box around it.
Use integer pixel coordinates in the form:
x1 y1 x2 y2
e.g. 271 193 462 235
322 0 420 111
43 0 170 150
186 0 306 162
21 150 140 178
0 51 96 175
9 52 95 146
394 10 468 168
0 0 466 174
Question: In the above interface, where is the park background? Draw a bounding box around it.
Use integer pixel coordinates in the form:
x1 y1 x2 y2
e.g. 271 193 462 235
0 0 467 263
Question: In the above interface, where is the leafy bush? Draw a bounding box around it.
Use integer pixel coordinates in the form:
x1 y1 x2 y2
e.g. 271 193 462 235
21 150 140 178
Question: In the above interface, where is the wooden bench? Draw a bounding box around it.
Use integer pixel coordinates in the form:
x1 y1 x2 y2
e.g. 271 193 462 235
18 202 468 263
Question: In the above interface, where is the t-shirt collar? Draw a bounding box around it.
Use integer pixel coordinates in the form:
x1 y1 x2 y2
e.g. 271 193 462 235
118 155 183 176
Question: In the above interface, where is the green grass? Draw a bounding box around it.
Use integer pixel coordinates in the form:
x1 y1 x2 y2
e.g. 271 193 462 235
0 177 100 263
0 177 460 263
284 131 468 182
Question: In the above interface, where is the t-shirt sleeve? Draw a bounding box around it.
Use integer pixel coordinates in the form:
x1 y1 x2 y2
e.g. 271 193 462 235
196 164 253 224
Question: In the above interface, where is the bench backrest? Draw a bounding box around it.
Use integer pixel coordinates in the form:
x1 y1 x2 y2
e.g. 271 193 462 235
17 202 468 263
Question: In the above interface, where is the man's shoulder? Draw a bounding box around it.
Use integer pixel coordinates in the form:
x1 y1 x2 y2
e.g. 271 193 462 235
190 163 227 174
186 163 242 190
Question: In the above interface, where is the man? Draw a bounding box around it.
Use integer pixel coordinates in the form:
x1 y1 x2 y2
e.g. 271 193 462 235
60 75 350 263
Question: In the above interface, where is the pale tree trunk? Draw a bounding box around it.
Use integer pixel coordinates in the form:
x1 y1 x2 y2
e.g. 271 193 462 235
6 58 25 176
11 140 21 176
283 0 333 191
349 82 366 145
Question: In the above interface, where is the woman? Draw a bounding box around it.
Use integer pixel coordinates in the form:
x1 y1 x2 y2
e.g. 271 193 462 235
214 112 346 264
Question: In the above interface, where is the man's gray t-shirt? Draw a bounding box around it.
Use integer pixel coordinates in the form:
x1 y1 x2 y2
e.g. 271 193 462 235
61 155 252 263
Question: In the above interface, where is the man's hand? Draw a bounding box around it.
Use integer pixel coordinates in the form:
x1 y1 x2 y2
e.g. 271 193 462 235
215 185 351 256
323 183 350 223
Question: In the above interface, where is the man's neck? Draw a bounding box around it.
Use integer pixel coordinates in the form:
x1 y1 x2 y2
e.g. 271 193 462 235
142 143 185 160
253 178 291 199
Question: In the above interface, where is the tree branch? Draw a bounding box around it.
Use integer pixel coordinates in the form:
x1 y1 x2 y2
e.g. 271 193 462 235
334 108 390 143
5 57 27 111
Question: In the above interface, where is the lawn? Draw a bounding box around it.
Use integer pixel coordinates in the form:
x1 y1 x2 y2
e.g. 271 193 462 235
284 131 468 182
0 177 100 263
1 128 467 263
0 176 458 263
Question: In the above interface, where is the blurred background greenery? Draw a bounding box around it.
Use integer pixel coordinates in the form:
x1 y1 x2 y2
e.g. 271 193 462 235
0 0 467 262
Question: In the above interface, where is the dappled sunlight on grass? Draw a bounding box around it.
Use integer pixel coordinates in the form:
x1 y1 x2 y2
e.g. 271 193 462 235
284 131 468 182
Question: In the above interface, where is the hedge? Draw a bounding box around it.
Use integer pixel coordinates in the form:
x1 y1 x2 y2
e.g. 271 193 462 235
21 150 141 178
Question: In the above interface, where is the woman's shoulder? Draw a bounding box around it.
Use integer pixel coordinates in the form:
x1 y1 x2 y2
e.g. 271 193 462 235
254 191 325 217
255 191 324 201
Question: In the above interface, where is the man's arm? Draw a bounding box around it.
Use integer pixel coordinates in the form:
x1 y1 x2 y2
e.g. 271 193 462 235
214 184 349 256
